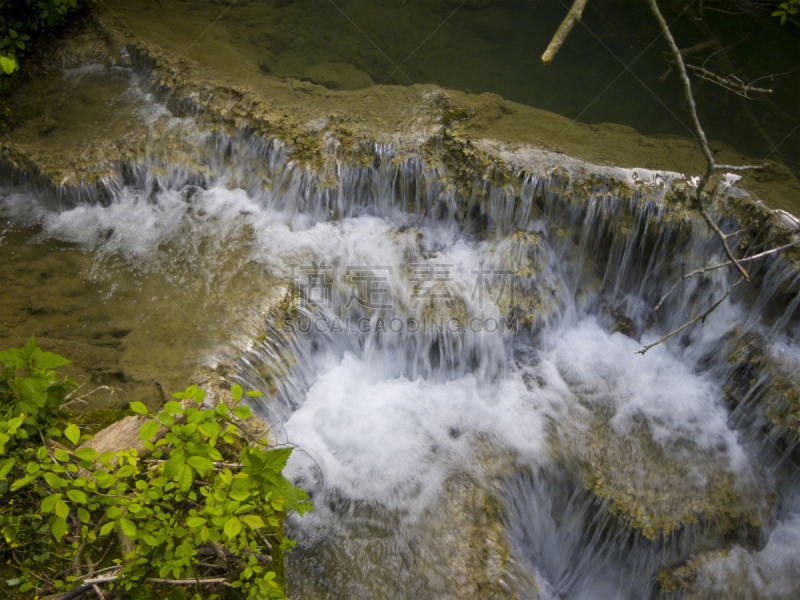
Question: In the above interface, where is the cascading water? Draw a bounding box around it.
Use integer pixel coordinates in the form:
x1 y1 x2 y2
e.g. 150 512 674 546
2 66 800 600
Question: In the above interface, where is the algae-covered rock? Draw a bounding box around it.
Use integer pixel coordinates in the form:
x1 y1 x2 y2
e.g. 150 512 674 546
554 407 772 542
655 549 729 595
411 473 519 600
664 517 800 600
725 330 800 451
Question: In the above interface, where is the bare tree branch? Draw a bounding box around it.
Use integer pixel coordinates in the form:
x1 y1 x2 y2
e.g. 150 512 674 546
39 575 234 600
541 0 588 65
647 0 768 287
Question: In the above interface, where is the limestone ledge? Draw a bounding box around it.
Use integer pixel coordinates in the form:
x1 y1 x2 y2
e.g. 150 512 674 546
2 14 799 235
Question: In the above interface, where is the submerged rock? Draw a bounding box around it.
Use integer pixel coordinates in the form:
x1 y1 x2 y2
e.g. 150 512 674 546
657 516 800 599
298 62 375 91
570 416 771 541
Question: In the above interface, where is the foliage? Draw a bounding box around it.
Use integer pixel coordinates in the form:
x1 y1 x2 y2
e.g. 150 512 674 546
0 0 96 75
772 0 799 24
0 338 311 600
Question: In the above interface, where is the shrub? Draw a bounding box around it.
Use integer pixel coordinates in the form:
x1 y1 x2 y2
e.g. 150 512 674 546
1 0 97 75
0 337 310 600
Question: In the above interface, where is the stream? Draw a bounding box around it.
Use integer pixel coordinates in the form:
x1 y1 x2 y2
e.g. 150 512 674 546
2 49 800 600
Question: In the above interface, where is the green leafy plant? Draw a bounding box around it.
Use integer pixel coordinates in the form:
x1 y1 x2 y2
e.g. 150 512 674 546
1 0 96 75
773 0 799 24
1 338 311 599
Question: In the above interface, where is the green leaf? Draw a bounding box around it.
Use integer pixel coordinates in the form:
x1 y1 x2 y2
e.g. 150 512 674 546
51 517 68 540
106 506 123 520
231 384 243 402
99 521 115 536
223 517 242 540
0 348 22 370
163 400 185 415
232 406 251 420
185 516 206 528
215 404 229 416
78 508 90 524
37 446 49 460
116 465 135 478
246 390 264 397
43 471 67 489
64 424 80 445
15 376 47 407
74 447 97 461
35 352 70 369
264 447 293 473
0 457 15 479
96 451 114 466
94 471 116 488
41 493 62 514
66 489 87 504
54 499 70 519
119 518 136 537
164 453 185 480
21 336 36 360
10 474 36 491
129 401 148 415
178 463 192 492
186 455 213 475
218 469 233 486
138 420 160 441
240 515 265 530
54 448 70 462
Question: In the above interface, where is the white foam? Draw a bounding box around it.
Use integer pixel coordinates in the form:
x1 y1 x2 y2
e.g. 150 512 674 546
282 349 548 513
539 317 749 471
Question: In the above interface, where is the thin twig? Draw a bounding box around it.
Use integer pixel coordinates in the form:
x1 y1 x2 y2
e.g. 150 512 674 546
39 576 234 600
143 459 243 469
654 236 800 311
638 278 743 355
683 62 773 97
697 203 750 280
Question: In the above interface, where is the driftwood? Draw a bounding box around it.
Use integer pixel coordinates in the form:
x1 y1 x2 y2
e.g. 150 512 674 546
75 398 194 473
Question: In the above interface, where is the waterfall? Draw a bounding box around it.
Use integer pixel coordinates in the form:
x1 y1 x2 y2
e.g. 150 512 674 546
2 66 800 600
